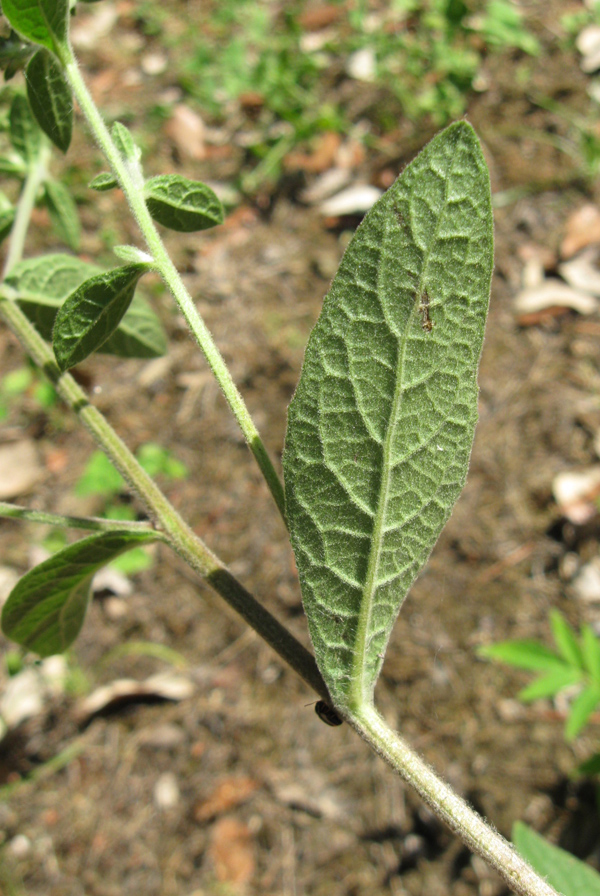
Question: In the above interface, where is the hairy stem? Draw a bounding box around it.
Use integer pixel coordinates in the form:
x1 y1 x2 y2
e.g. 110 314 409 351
0 501 165 535
351 704 559 896
0 297 326 701
2 142 51 278
58 44 286 524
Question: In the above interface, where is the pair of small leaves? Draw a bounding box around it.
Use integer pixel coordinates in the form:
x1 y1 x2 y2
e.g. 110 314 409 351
52 261 154 370
5 253 167 361
480 609 600 740
89 170 225 234
1 530 160 657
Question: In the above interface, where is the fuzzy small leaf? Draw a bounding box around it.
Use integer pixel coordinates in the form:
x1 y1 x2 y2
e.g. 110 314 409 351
111 121 140 163
479 640 566 673
518 666 583 702
513 822 600 896
26 48 72 152
43 178 81 250
283 122 493 709
52 263 152 369
88 171 118 192
9 93 41 164
565 683 600 740
144 175 224 233
6 254 166 359
550 610 584 668
1 530 158 657
1 0 70 54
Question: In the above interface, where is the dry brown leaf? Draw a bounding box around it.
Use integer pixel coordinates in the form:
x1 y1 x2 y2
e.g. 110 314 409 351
194 775 258 823
298 4 341 30
561 204 600 258
209 818 255 888
164 105 207 161
0 440 45 499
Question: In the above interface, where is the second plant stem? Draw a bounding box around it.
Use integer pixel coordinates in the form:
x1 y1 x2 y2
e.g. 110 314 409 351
59 45 286 524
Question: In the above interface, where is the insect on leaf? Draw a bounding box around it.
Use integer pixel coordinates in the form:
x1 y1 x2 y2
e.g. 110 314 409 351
283 122 493 711
1 530 159 657
26 48 72 153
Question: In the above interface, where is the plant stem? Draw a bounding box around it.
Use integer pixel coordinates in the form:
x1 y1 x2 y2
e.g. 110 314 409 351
0 299 327 702
352 704 560 896
0 501 165 535
59 45 286 525
2 142 51 278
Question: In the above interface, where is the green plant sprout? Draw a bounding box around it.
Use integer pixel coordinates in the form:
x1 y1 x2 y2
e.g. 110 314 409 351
0 2 567 895
481 609 600 773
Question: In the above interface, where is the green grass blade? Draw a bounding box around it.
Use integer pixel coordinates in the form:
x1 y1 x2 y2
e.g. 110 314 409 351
283 122 493 709
479 639 566 672
518 667 582 702
550 610 584 668
565 683 600 741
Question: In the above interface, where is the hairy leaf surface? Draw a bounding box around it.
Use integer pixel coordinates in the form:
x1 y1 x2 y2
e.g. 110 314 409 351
1 0 69 54
26 48 72 152
1 531 158 657
144 175 224 232
52 262 153 370
5 254 166 358
88 172 118 192
283 122 493 709
513 822 600 896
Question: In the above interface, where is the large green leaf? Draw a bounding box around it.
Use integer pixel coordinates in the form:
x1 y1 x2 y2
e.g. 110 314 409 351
283 122 493 710
513 822 600 896
1 530 159 657
5 254 167 359
52 262 153 370
1 0 70 55
144 175 224 232
26 48 72 153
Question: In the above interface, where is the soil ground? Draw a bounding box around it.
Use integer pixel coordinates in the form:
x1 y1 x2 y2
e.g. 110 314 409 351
1 2 600 895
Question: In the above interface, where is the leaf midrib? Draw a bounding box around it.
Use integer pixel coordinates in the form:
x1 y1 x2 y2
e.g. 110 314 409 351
348 149 455 709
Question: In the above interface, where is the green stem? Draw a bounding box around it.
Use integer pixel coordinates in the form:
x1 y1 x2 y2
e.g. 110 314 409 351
0 501 164 535
59 45 286 524
0 298 327 702
2 142 52 278
351 704 560 896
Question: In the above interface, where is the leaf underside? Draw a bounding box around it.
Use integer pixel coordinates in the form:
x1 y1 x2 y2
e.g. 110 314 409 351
283 122 493 709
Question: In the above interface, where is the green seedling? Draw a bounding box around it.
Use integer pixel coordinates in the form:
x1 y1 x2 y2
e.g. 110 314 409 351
0 2 569 894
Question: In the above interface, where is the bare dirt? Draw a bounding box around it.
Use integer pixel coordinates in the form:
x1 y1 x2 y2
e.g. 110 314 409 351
1 3 600 895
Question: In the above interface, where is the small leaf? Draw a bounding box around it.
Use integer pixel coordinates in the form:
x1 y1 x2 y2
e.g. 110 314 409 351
581 623 600 683
513 822 600 896
550 610 584 668
518 666 583 702
6 254 167 359
479 640 566 672
112 244 153 265
283 122 493 709
1 530 159 657
43 178 81 250
111 121 141 163
9 93 41 165
88 171 118 191
565 683 600 740
144 175 224 233
26 48 72 153
1 0 70 54
52 263 152 370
